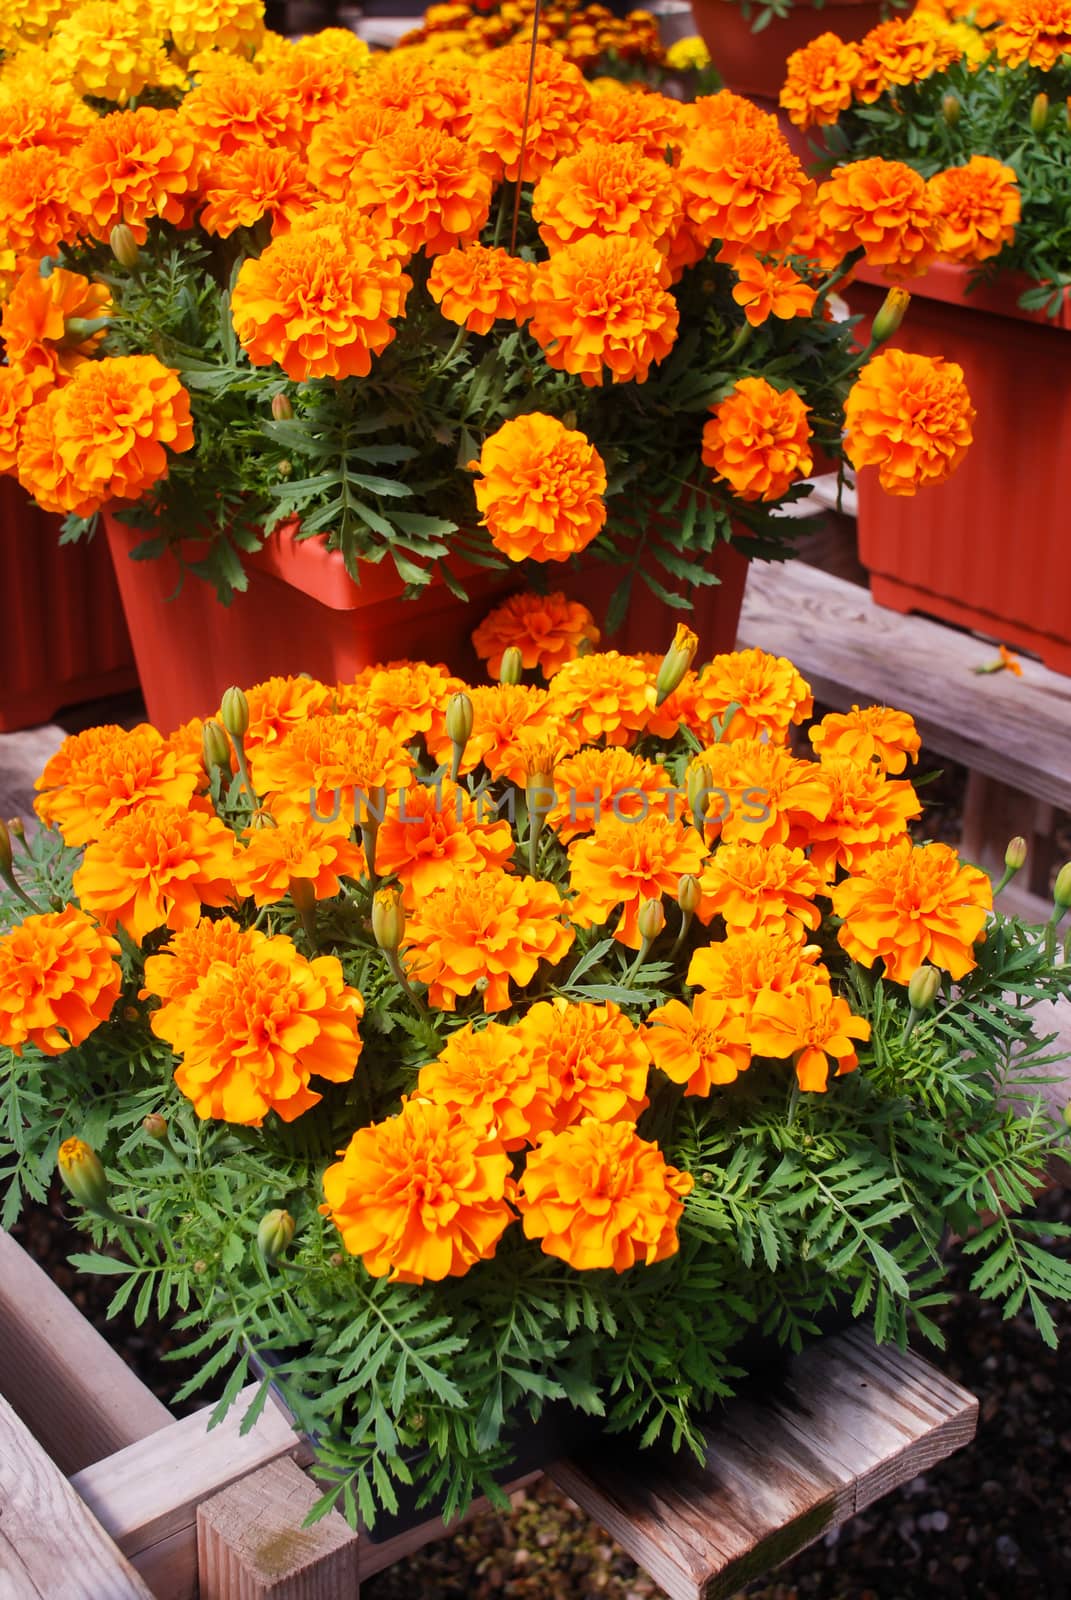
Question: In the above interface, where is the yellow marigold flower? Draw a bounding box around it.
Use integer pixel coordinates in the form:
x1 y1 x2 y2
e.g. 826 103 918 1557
780 31 862 130
511 997 651 1129
350 122 492 257
529 233 679 387
72 803 238 942
141 915 265 1005
199 146 316 239
405 866 575 1012
569 814 708 948
428 243 534 335
853 14 961 103
335 659 464 748
808 704 921 774
164 939 364 1125
831 836 992 983
0 364 43 475
252 711 414 825
676 119 813 260
231 225 411 382
0 86 98 159
990 0 1071 66
804 757 922 874
0 145 80 259
471 413 607 562
928 156 1021 265
237 674 334 756
282 25 371 76
0 0 67 46
0 264 112 387
232 817 363 907
749 984 870 1092
698 841 829 937
546 746 671 844
643 993 751 1094
731 254 817 327
532 142 683 256
34 722 204 846
49 1 178 105
665 33 711 69
817 159 938 276
518 1119 692 1271
178 61 302 156
844 348 974 495
0 905 121 1056
374 778 514 906
307 103 415 199
580 86 688 160
167 0 265 60
546 650 652 746
692 647 813 743
322 1099 513 1283
418 1020 557 1149
74 108 202 246
687 926 826 1025
703 377 813 503
471 590 600 680
467 43 591 181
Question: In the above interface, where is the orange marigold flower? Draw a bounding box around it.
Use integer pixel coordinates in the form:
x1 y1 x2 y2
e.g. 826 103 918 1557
259 49 357 141
529 233 679 387
34 721 203 846
0 905 121 1056
426 681 576 784
703 377 813 503
428 244 534 335
795 756 922 874
199 146 317 239
517 1119 692 1271
581 86 688 160
677 120 813 260
546 745 671 843
73 108 202 246
749 984 871 1092
404 867 575 1012
731 254 817 327
238 674 335 756
0 263 112 386
928 156 1021 265
780 31 862 130
684 88 772 134
693 739 831 849
375 778 514 906
418 1020 557 1150
691 647 813 743
335 660 464 747
468 44 591 181
232 817 363 907
844 348 974 495
687 926 826 1024
472 590 600 680
832 836 992 983
511 997 651 1129
141 915 264 1006
547 651 652 745
698 841 829 936
816 159 938 276
471 413 607 561
179 63 303 156
853 14 961 102
992 0 1071 66
361 53 473 135
322 1099 512 1283
569 814 708 948
643 992 751 1094
350 123 492 257
808 704 921 774
0 365 41 475
0 86 98 159
252 712 414 825
307 103 416 199
72 803 238 942
0 145 80 258
230 225 411 382
163 939 363 1125
532 141 682 255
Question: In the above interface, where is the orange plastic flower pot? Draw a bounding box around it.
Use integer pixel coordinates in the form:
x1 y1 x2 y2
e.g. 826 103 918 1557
102 513 750 731
848 264 1071 675
688 0 883 102
0 480 136 733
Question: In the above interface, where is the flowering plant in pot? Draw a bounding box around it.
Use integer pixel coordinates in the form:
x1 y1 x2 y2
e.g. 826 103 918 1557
2 629 1070 1532
392 0 672 81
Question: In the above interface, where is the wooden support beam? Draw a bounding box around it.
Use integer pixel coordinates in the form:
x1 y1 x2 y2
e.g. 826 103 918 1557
549 1327 977 1600
0 1229 172 1475
0 1390 155 1600
961 771 1058 900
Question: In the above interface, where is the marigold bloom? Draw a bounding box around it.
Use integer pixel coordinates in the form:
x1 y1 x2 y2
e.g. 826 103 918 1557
74 108 202 245
808 704 921 774
695 739 831 849
804 757 922 874
471 413 607 561
844 348 974 495
167 0 265 58
581 87 688 160
853 14 961 102
231 225 411 382
49 1 180 104
361 52 473 135
749 984 870 1092
405 867 574 1012
546 745 671 843
692 648 813 743
252 711 414 825
703 378 813 504
0 264 112 386
990 0 1071 67
569 814 708 948
643 993 751 1094
0 905 121 1056
817 159 938 276
928 157 1021 265
731 255 817 327
677 120 813 260
239 674 335 756
780 32 862 130
322 1099 512 1283
532 142 682 256
0 86 98 159
508 997 649 1131
427 244 534 335
0 365 41 475
35 722 203 846
141 915 265 1006
261 48 358 140
685 88 772 135
547 651 652 746
350 124 492 256
72 803 238 942
0 145 80 258
426 681 575 784
528 233 679 387
199 146 317 239
336 660 464 747
518 1119 692 1271
232 817 363 907
467 46 591 181
418 1020 557 1149
375 778 514 906
307 103 415 198
699 841 829 937
687 927 826 1026
832 837 992 982
471 590 600 679
179 63 303 156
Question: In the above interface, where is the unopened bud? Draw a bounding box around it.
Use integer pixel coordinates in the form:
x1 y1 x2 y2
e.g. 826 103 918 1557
1005 836 1027 873
1053 862 1071 911
257 1209 295 1262
7 817 25 841
271 392 294 421
63 315 110 345
142 1113 168 1141
445 690 474 747
110 223 140 269
220 686 249 740
871 285 911 346
686 760 713 829
677 873 701 915
907 964 940 1012
277 460 292 479
329 1251 345 1268
289 876 316 916
58 1138 109 1211
201 719 231 775
499 646 523 685
0 818 11 879
637 898 666 944
1030 91 1050 134
249 808 277 830
1063 1102 1071 1130
654 623 698 706
371 886 405 952
941 93 961 126
193 1259 208 1274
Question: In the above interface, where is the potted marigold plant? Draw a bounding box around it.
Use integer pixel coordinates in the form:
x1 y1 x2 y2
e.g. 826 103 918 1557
2 628 1070 1533
780 1 1071 671
0 1 973 728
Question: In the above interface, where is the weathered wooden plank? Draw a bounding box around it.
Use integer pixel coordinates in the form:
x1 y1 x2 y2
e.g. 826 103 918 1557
197 1457 360 1600
737 559 1071 809
0 1229 172 1475
548 1328 977 1600
0 1390 155 1600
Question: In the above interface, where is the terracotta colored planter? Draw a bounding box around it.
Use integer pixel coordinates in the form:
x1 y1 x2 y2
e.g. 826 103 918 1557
849 263 1071 675
103 513 750 731
0 481 137 733
688 0 883 101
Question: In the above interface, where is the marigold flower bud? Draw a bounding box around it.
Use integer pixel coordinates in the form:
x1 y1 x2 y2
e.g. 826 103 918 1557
871 286 911 346
110 223 140 269
499 646 524 685
201 719 231 775
1063 1102 1071 1130
63 315 110 345
1005 836 1028 873
445 690 474 747
941 93 961 126
1053 862 1071 911
142 1113 168 1141
249 808 278 830
7 816 25 841
372 886 406 953
271 392 294 421
220 687 250 740
907 964 940 1012
277 460 292 480
677 873 702 915
655 623 698 706
0 818 11 880
637 898 666 944
1030 92 1050 134
686 760 713 829
289 876 316 916
58 1138 109 1211
257 1209 295 1261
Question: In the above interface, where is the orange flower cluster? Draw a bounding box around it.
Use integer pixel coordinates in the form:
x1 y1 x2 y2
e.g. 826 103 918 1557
781 32 862 130
992 0 1071 67
844 348 975 495
472 590 600 680
816 158 938 276
470 412 607 562
928 156 1021 264
702 377 813 503
528 233 679 386
428 245 534 335
0 905 121 1056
